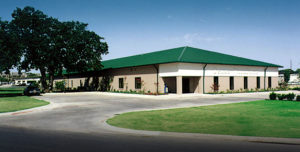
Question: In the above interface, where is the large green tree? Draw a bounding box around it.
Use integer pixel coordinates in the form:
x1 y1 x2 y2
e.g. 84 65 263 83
296 68 300 79
0 18 22 74
10 6 108 91
280 69 294 83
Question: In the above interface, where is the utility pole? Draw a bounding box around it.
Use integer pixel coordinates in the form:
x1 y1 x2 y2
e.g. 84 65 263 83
290 59 292 70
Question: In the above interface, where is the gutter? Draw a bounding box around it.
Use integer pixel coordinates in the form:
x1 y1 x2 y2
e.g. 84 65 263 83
203 64 208 94
153 64 159 94
264 67 268 90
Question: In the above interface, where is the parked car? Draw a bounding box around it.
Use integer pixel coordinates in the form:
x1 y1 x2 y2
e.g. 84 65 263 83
24 85 40 96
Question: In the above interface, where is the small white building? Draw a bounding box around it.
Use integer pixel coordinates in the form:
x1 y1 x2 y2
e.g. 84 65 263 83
289 74 300 84
14 77 40 85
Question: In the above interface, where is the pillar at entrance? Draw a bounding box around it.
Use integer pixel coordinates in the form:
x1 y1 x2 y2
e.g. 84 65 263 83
176 76 182 94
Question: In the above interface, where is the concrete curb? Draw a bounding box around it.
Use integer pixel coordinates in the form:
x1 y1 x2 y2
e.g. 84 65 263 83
103 120 300 145
0 97 56 116
42 90 299 100
102 99 300 145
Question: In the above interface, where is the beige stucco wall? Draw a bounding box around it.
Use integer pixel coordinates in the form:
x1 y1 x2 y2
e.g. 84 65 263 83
204 76 213 93
204 76 278 93
271 76 279 88
53 63 279 94
54 77 86 89
109 65 164 93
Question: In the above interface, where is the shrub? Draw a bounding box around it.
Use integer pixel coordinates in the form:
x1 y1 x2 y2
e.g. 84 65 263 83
286 93 296 101
296 95 300 101
269 92 277 100
277 94 286 100
55 81 66 92
291 87 300 91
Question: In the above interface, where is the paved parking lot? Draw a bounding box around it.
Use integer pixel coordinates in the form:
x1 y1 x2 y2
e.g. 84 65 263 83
0 92 299 152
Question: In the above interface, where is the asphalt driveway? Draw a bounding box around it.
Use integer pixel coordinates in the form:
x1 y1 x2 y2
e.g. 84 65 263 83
0 92 299 152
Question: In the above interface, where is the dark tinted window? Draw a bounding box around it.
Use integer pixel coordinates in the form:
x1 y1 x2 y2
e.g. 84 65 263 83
230 76 234 90
257 77 260 89
135 77 141 89
244 77 248 89
119 78 124 88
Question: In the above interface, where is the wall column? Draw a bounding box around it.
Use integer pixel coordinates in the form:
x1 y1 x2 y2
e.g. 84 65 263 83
176 76 182 94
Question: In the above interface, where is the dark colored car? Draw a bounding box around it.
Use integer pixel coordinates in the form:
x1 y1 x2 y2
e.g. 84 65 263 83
24 85 41 96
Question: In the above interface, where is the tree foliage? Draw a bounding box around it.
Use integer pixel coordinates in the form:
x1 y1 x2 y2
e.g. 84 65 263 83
0 18 22 74
280 69 294 83
8 6 108 91
296 69 300 79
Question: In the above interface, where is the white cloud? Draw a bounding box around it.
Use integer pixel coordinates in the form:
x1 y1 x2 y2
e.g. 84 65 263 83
167 15 173 19
164 33 222 45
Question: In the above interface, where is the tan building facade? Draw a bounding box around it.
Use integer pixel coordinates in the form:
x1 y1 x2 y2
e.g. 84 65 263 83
54 63 279 94
54 46 281 94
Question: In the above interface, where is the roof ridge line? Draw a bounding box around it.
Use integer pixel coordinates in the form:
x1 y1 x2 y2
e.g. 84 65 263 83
177 46 187 61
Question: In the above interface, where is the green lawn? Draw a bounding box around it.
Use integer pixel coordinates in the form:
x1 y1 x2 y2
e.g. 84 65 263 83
0 86 26 96
0 96 49 113
0 90 23 94
107 100 300 138
0 86 26 91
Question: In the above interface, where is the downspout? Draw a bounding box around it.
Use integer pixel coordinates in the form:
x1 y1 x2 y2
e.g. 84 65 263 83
153 65 159 95
264 67 268 90
203 64 208 94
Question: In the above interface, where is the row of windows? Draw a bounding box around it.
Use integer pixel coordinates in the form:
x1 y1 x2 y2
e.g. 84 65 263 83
214 76 272 90
119 77 141 89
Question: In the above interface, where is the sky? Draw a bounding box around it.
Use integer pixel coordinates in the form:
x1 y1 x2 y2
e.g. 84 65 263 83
0 0 299 71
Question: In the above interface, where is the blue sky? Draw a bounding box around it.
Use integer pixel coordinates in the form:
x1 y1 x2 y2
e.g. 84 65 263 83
1 0 299 70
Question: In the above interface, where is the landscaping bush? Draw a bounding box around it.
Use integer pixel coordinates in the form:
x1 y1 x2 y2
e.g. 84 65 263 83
291 87 300 91
55 81 66 92
296 95 300 102
269 92 277 100
277 94 286 100
286 93 295 101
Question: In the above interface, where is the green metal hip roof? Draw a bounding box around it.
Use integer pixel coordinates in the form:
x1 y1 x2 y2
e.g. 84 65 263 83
101 46 282 69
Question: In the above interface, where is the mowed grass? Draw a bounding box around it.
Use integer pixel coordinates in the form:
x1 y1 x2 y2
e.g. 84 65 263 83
0 87 26 96
0 87 26 91
107 100 300 138
0 90 23 94
0 96 49 113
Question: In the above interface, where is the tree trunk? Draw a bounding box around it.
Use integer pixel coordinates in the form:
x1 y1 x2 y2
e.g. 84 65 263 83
48 70 55 91
39 68 48 92
49 74 54 91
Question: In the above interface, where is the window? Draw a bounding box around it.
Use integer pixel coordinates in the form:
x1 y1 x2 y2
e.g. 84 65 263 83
230 76 234 90
268 77 272 88
214 76 219 85
213 76 219 92
256 77 260 89
135 77 141 89
119 78 124 89
71 80 73 88
244 77 248 89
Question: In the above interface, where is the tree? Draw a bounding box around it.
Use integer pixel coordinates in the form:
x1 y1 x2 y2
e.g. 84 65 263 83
0 76 9 83
0 18 22 74
280 69 294 83
10 6 108 91
296 69 300 79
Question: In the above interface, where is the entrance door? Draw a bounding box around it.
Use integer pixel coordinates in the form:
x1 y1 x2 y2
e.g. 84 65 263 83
182 78 190 93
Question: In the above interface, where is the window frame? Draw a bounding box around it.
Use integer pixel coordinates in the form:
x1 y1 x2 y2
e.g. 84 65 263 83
256 77 260 89
230 76 234 90
135 77 142 89
119 78 124 89
244 77 248 90
268 77 272 88
213 76 219 86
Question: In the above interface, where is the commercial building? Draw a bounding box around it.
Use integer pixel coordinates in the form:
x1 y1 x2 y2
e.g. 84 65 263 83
54 46 281 94
14 77 40 85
